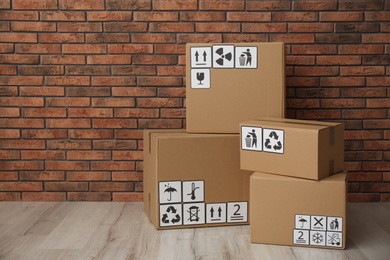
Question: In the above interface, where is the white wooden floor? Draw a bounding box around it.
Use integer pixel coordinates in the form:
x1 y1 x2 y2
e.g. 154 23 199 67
0 202 389 260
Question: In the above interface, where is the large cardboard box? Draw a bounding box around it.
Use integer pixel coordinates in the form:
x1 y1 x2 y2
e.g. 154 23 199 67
186 42 285 134
143 130 252 229
250 172 347 249
240 118 344 180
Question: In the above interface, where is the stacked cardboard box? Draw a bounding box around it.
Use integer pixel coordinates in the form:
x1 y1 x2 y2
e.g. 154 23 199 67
240 118 347 249
143 42 285 229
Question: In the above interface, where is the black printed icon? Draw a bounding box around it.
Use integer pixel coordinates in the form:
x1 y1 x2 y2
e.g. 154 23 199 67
298 216 308 229
164 183 177 202
187 182 200 201
187 205 201 222
161 205 181 225
196 72 205 85
296 231 307 244
210 206 222 221
215 47 232 66
329 218 339 230
314 217 324 228
230 204 244 221
312 232 324 244
264 131 282 151
328 233 341 246
263 129 284 154
238 49 252 66
195 50 207 66
245 129 258 148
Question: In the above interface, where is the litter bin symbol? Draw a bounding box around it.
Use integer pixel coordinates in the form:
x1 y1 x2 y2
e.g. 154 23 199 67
245 135 252 148
239 54 246 66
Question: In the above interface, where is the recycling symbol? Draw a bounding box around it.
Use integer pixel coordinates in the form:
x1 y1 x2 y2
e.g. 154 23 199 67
161 205 181 225
263 129 284 154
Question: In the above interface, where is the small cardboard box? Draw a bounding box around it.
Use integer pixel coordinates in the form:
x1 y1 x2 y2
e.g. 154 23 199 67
143 130 252 229
250 172 347 249
186 42 285 134
240 118 344 180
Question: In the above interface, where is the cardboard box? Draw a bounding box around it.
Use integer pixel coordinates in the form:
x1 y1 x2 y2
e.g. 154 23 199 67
240 118 344 180
143 130 253 229
250 172 347 249
186 42 285 133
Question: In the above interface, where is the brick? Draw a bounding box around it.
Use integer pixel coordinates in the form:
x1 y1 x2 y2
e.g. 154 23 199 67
178 34 222 43
60 0 104 10
86 33 130 43
295 88 339 98
138 119 182 128
366 12 390 21
296 109 341 119
132 33 175 43
348 193 380 202
13 0 57 9
273 12 317 22
285 56 315 65
45 182 88 192
161 108 186 118
367 77 390 86
157 66 185 76
150 22 194 32
87 55 131 65
19 65 64 75
0 33 37 43
0 182 42 192
69 108 112 118
338 45 384 54
0 65 16 75
20 171 65 181
112 151 142 161
106 0 151 10
367 99 390 108
91 98 135 107
12 22 56 32
340 66 385 76
47 140 91 150
104 22 147 32
0 54 39 64
343 109 387 119
91 162 135 171
1 161 43 171
345 140 363 150
46 119 91 128
69 129 113 139
345 130 383 140
22 192 66 201
108 44 153 54
270 34 314 43
46 97 90 107
22 108 66 118
0 44 14 53
363 55 390 65
138 77 182 86
42 55 85 65
92 76 136 86
381 194 390 202
0 21 9 31
336 22 380 33
133 55 177 65
138 98 182 108
339 0 385 10
46 161 89 171
20 150 65 160
93 119 137 128
361 183 390 192
0 119 43 129
339 120 363 130
66 65 110 75
292 45 337 55
16 44 61 54
112 87 156 97
113 192 143 202
114 108 159 118
345 161 362 172
134 11 177 21
342 88 386 98
0 11 38 21
154 0 197 10
20 87 64 97
295 66 338 76
0 150 20 160
93 140 137 150
112 171 142 182
0 97 43 106
0 76 43 86
247 0 290 10
68 151 111 161
67 87 110 97
286 99 319 109
68 192 111 201
62 44 106 54
0 193 21 201
155 44 185 55
39 33 84 43
112 66 156 76
385 131 390 139
364 120 390 129
0 1 10 9
46 76 90 86
320 12 363 22
115 130 143 139
88 11 132 21
0 86 18 97
362 34 390 43
58 22 102 32
90 182 133 192
40 11 85 21
0 129 20 139
365 140 390 151
181 12 225 21
242 23 286 33
383 23 390 32
67 171 111 181
384 172 390 181
288 23 333 33
197 23 241 32
0 107 18 117
317 55 361 65
227 12 270 22
316 34 361 44
0 172 18 181
22 129 67 139
293 0 336 10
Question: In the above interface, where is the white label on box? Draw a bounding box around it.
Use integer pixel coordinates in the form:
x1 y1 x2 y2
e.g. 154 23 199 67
262 128 284 154
295 215 311 230
191 69 210 89
235 46 257 69
326 231 343 247
182 180 204 203
241 126 262 151
310 231 326 246
327 216 343 232
206 203 227 224
227 202 248 223
311 215 327 231
159 204 182 227
159 181 182 204
213 45 234 68
183 203 205 225
293 229 309 245
191 47 212 68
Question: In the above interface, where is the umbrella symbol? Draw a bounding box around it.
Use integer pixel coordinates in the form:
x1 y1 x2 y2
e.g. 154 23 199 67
298 217 308 228
164 184 177 201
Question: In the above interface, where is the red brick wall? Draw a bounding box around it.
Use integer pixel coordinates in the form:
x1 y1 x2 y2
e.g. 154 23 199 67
0 0 389 202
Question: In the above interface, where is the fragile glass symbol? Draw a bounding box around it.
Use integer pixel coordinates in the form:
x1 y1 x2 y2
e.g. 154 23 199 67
196 72 204 85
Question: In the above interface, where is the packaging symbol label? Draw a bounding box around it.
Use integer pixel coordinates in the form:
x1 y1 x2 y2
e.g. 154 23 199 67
227 202 248 223
159 181 182 204
159 204 182 227
206 203 227 224
310 231 326 246
183 203 205 225
295 215 311 230
241 126 262 151
293 229 309 245
182 180 204 203
191 47 212 68
235 46 257 69
213 45 235 68
311 215 327 231
263 128 284 154
326 231 343 247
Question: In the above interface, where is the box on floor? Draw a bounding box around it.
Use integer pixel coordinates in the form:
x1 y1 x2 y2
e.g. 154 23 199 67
143 129 253 230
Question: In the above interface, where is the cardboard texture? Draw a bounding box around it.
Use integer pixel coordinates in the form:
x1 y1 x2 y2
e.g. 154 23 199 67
250 172 347 249
186 42 285 134
143 130 253 229
240 117 344 180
